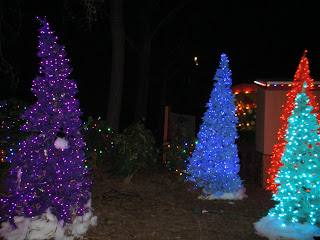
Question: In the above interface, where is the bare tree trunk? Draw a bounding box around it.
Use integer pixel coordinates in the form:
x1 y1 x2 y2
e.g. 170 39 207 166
134 0 153 122
107 0 125 133
0 0 3 59
135 38 152 122
134 0 193 123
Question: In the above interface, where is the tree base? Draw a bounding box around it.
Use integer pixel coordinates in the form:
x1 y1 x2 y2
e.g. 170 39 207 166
0 200 97 240
254 215 320 240
198 187 247 200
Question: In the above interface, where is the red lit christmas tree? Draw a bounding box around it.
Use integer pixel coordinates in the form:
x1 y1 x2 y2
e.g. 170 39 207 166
266 50 320 193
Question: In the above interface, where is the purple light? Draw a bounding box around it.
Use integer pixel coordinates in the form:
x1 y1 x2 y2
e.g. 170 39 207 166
0 16 92 228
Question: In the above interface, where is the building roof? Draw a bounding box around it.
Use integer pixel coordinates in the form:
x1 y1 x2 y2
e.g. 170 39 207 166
254 78 320 90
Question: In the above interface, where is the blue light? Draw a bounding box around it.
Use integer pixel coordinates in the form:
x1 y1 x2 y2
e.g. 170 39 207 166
186 53 243 197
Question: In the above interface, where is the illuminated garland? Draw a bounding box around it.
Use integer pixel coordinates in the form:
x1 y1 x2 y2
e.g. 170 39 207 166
266 50 320 193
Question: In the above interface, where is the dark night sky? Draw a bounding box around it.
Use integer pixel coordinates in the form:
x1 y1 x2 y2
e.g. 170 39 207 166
2 0 320 132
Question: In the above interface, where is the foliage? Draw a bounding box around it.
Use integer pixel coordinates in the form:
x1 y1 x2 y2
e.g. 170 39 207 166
162 138 196 176
112 122 159 182
0 98 29 180
83 116 114 167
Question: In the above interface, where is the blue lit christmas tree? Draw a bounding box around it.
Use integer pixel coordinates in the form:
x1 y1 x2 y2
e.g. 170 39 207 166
254 52 320 239
0 17 97 239
186 53 245 200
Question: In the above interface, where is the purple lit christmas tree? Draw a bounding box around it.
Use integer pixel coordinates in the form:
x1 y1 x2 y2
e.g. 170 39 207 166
0 17 96 239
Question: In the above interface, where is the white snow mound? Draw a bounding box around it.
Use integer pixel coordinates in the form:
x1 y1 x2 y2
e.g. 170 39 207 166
198 187 247 200
0 200 97 240
254 215 320 240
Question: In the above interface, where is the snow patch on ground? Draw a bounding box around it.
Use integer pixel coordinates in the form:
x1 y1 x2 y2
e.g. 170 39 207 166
254 215 320 240
0 200 97 240
198 187 247 200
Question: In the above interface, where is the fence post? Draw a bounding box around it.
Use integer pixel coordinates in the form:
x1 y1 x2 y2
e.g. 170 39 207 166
163 106 170 164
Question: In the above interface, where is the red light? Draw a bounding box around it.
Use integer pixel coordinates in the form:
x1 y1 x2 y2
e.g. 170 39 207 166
266 50 320 193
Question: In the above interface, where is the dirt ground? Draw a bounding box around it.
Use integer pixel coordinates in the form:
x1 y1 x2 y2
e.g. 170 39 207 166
82 166 275 240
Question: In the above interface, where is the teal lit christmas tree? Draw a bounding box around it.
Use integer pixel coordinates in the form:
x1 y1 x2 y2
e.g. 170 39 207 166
186 53 245 200
254 53 320 239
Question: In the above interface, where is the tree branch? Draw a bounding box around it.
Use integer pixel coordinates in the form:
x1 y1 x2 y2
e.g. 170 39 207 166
150 0 193 40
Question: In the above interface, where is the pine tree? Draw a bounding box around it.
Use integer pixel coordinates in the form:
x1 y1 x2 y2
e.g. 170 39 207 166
186 53 245 199
0 17 93 227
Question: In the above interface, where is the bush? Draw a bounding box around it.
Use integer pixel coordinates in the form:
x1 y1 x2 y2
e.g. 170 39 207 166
82 116 114 167
163 138 196 175
112 122 159 182
0 98 30 181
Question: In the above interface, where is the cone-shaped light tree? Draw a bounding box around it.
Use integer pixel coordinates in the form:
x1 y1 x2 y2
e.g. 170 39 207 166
266 50 320 193
0 17 93 227
186 53 245 200
255 52 320 239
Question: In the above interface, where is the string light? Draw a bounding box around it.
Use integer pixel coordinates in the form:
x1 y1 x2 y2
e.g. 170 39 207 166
0 101 28 165
82 117 114 167
163 140 196 175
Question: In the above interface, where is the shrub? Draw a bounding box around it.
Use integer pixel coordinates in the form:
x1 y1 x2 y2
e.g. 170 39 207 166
112 122 159 182
82 116 114 167
162 138 196 178
0 98 29 180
